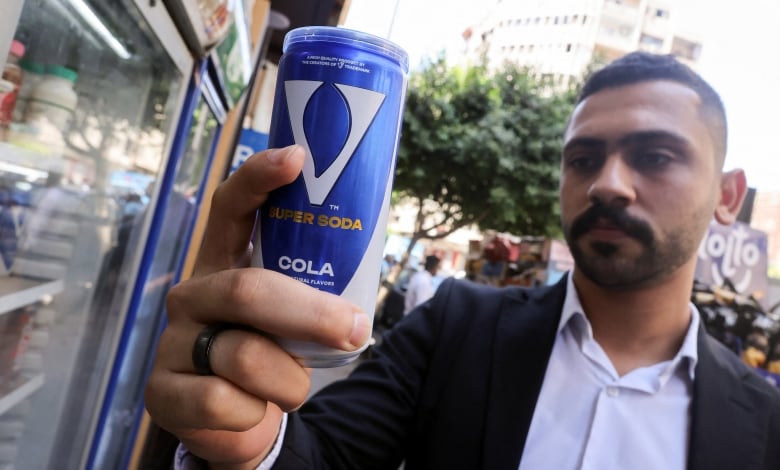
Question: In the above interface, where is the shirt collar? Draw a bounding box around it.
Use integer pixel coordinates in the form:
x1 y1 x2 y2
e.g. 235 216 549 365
560 273 699 381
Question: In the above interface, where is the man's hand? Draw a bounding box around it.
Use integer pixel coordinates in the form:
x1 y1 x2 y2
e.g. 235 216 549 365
144 145 370 467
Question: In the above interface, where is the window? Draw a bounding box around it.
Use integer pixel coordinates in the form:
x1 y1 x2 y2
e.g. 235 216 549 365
671 36 702 61
639 34 664 52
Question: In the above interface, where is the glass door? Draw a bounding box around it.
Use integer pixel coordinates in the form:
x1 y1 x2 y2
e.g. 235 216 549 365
89 64 222 469
0 0 192 468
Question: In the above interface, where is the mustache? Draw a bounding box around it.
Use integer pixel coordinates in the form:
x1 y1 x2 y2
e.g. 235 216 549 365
569 205 654 246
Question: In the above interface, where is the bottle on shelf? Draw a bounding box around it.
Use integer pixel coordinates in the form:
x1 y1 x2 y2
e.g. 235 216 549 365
0 40 25 139
0 306 32 383
11 59 45 124
0 189 19 276
21 65 78 156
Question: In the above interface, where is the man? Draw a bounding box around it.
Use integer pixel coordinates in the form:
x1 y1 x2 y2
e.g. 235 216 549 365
145 52 780 469
379 254 396 285
403 254 440 315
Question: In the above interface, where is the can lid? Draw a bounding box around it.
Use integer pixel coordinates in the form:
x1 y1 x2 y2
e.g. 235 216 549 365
9 40 25 58
283 26 409 72
46 65 78 82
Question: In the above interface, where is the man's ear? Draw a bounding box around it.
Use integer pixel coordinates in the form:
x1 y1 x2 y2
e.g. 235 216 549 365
714 169 747 225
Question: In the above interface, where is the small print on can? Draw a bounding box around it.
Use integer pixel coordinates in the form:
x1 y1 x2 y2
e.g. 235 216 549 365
251 27 409 367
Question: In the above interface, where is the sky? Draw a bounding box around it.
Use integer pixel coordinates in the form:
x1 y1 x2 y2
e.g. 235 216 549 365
343 0 780 193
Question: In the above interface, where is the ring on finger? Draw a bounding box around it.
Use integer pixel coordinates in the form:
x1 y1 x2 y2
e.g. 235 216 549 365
191 323 231 375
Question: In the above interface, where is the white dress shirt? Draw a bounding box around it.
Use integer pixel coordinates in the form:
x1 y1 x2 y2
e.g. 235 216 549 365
175 415 287 470
403 269 436 315
518 275 700 470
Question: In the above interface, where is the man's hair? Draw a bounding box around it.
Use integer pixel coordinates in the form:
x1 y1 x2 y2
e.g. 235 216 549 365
577 52 728 166
424 255 441 271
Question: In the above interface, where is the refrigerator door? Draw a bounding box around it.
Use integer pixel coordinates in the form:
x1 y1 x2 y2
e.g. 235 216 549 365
0 0 193 468
88 62 222 470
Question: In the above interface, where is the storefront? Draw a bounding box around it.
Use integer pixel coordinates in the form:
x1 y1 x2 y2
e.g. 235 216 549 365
0 1 275 468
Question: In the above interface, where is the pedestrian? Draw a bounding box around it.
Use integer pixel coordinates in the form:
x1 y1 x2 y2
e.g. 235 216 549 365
145 52 780 470
379 253 396 285
403 254 441 315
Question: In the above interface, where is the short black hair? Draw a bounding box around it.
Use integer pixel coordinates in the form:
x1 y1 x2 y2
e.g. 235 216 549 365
577 52 728 166
424 255 441 271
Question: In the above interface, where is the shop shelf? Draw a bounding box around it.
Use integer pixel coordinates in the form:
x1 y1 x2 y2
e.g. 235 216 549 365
0 277 63 316
0 373 44 416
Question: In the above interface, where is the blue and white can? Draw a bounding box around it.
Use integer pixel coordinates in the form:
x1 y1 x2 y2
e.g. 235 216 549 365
251 27 409 367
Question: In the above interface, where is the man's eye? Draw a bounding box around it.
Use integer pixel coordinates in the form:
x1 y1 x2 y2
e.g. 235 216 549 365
634 151 673 168
567 155 599 170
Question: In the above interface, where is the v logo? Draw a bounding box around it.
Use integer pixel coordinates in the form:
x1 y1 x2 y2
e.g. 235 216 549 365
285 80 386 206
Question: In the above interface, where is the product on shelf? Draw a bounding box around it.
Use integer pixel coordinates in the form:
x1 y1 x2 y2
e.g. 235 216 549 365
0 307 33 382
11 59 44 124
0 188 20 274
0 40 25 134
21 65 78 156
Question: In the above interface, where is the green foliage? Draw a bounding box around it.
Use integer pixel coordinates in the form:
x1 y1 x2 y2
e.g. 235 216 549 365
394 57 577 247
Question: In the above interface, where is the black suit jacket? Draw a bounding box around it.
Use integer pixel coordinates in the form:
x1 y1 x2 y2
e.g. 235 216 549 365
275 277 780 469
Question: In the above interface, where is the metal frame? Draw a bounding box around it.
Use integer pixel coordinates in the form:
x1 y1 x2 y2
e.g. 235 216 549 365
136 0 194 75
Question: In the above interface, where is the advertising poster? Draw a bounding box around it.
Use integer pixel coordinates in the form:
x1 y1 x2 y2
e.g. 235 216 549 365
695 221 769 305
694 221 780 387
230 127 268 174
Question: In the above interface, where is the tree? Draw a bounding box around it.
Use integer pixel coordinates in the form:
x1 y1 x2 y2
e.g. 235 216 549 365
392 57 577 260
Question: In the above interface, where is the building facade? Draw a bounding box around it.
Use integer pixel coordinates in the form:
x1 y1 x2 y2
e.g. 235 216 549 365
463 0 704 84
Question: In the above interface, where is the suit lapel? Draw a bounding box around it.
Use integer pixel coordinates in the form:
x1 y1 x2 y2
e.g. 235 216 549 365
481 277 567 469
688 327 767 470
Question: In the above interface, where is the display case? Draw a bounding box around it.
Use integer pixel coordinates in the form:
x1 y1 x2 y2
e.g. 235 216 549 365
86 61 223 470
0 0 194 468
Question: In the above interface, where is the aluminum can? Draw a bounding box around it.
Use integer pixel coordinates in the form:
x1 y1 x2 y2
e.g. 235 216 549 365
251 27 409 367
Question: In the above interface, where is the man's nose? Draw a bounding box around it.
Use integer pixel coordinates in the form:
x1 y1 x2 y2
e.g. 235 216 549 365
587 155 635 207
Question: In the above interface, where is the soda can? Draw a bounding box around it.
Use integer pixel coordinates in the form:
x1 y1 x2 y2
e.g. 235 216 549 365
251 27 409 367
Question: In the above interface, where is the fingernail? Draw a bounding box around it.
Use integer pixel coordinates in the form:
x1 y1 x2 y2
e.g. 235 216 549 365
349 312 371 349
266 144 300 164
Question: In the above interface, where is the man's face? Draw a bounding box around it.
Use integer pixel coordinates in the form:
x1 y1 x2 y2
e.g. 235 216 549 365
560 80 721 290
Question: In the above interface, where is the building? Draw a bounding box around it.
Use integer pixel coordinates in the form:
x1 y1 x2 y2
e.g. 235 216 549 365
463 0 704 84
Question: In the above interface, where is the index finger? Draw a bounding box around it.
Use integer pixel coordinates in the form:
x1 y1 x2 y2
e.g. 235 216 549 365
194 145 305 276
166 268 368 352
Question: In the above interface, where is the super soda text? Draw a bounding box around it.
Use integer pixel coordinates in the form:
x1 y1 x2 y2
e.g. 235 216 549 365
267 206 363 230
